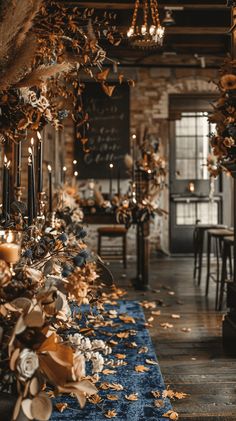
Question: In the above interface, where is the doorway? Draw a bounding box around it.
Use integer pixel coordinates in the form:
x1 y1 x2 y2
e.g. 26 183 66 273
169 95 222 254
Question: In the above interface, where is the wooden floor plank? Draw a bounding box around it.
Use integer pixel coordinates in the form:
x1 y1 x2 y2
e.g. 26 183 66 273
109 257 236 420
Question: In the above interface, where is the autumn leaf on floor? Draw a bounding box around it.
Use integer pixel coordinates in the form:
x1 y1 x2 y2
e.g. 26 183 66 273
145 359 158 365
55 403 68 413
171 314 180 319
163 410 179 420
135 365 150 373
107 394 119 401
151 310 161 316
115 353 126 359
103 369 116 375
140 301 156 309
147 316 154 323
163 389 189 400
181 327 191 332
125 393 139 401
119 314 136 324
160 322 174 329
105 409 117 418
168 291 175 296
151 390 161 398
108 340 118 346
154 399 164 408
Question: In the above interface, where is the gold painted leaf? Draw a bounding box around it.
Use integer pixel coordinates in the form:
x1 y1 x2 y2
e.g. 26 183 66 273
101 83 116 97
31 393 52 421
154 399 164 408
171 314 180 319
103 369 116 375
116 331 129 338
105 409 117 418
21 399 33 420
181 327 191 332
107 394 119 401
160 323 173 329
119 314 136 324
163 410 179 420
55 403 68 413
151 390 161 398
135 365 149 373
151 310 161 316
115 354 126 359
88 394 103 404
145 359 158 365
138 346 148 354
97 68 110 81
10 348 20 371
109 382 124 391
125 393 138 401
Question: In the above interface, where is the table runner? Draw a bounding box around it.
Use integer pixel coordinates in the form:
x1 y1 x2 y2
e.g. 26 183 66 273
51 300 173 421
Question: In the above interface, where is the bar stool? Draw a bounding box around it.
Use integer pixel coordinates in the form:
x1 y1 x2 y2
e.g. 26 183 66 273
193 223 226 286
205 228 234 310
218 236 234 311
97 226 127 268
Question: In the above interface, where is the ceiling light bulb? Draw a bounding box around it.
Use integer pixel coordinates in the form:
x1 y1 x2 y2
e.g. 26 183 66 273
127 27 134 37
149 25 156 36
141 25 147 35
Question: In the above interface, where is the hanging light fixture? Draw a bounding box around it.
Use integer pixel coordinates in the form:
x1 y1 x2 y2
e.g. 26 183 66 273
127 0 165 49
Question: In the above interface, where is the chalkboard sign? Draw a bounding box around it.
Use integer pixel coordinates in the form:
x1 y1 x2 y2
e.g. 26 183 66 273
75 82 130 179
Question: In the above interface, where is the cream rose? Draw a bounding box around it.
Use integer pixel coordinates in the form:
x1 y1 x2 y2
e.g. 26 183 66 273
16 349 39 381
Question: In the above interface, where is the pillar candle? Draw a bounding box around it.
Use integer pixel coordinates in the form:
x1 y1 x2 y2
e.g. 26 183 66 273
62 166 67 184
2 156 8 219
48 165 53 212
0 243 20 264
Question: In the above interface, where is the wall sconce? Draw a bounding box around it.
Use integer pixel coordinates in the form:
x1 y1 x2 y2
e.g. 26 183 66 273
188 181 195 193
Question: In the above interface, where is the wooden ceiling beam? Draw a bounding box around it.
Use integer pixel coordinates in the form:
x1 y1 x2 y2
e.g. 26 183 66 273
62 2 229 11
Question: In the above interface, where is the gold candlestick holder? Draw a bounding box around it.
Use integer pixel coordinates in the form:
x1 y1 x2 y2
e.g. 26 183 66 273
14 186 23 202
46 211 56 229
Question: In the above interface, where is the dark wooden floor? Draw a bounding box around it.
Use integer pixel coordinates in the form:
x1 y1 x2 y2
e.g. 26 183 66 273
108 257 236 421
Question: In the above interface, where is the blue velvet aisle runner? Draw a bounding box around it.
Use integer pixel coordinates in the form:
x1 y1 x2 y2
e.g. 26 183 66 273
51 300 173 421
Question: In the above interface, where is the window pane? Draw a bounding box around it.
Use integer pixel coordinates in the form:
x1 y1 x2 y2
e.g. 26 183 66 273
197 202 218 224
176 203 196 225
176 159 196 179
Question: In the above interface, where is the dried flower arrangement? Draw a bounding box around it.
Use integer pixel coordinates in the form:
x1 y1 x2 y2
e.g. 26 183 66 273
116 134 168 227
208 56 236 175
0 0 124 143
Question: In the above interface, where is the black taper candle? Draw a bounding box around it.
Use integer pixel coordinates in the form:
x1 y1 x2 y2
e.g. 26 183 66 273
2 156 8 219
117 168 121 196
109 163 113 200
37 131 43 193
15 140 21 188
48 165 53 212
28 157 33 225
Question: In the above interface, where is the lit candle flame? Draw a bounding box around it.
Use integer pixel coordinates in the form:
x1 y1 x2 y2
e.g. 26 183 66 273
74 171 78 177
48 165 52 172
28 156 32 164
63 166 67 172
109 163 114 169
37 131 41 140
7 160 11 169
6 231 14 243
132 134 136 139
73 160 77 165
31 138 34 146
4 155 7 164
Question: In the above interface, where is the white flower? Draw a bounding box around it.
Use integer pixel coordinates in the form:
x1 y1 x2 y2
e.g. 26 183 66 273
56 291 71 321
91 352 104 373
16 349 39 381
73 351 86 380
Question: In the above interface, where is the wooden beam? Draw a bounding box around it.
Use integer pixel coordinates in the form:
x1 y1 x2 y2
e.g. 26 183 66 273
62 2 229 11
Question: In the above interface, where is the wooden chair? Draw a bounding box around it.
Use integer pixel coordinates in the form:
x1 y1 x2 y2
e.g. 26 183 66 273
97 226 127 268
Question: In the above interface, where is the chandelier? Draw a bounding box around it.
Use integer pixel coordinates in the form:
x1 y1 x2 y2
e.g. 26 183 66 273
127 0 165 49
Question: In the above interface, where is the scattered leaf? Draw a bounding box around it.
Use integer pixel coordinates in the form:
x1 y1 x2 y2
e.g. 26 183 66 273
103 369 116 375
55 403 68 413
145 359 158 366
105 409 117 418
163 410 179 420
181 327 191 333
125 393 138 401
171 314 180 319
119 314 136 324
138 346 148 354
115 354 126 359
151 390 161 398
160 323 173 329
151 310 161 316
107 394 119 401
135 365 149 373
154 399 164 408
